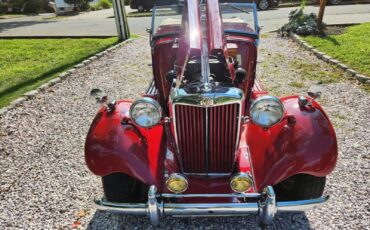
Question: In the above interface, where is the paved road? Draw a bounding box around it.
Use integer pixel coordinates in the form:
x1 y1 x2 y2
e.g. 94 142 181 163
0 4 369 36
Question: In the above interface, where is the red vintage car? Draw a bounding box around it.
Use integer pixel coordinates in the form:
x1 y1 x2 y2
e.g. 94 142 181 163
85 0 337 227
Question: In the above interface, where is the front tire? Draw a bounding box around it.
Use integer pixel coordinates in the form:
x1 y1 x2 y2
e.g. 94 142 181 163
102 173 148 203
317 0 342 5
257 0 270 10
329 0 342 5
137 5 144 13
273 174 326 201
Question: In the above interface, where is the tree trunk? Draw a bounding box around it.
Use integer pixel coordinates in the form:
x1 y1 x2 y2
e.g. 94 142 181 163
318 0 326 30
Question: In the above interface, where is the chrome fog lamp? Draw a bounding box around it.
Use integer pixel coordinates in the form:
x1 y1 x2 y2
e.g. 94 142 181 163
166 174 188 193
130 97 162 128
250 95 284 128
230 173 253 193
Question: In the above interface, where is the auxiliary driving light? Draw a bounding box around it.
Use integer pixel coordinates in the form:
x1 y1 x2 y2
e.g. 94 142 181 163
230 173 253 193
166 174 188 193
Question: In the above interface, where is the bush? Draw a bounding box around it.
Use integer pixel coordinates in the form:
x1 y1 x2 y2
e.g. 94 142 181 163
0 3 7 15
279 0 325 36
80 1 91 10
8 0 52 13
279 8 320 36
279 1 324 36
23 0 40 14
97 0 112 9
64 0 84 7
9 0 25 12
90 0 111 10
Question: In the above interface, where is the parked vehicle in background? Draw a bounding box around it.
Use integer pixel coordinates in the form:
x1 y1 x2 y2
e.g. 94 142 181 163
325 0 342 5
54 0 75 14
330 0 341 4
130 0 176 12
130 0 153 12
130 0 280 12
222 0 280 10
254 0 280 10
86 0 337 227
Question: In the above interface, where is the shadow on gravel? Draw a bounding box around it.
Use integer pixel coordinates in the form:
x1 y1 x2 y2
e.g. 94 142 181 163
0 20 53 33
87 210 312 229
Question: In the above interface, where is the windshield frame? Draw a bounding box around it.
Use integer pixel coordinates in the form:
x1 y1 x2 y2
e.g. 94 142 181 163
150 2 259 41
220 3 259 39
150 4 183 40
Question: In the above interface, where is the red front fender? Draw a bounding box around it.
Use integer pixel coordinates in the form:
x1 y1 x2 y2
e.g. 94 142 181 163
246 96 338 191
84 100 166 188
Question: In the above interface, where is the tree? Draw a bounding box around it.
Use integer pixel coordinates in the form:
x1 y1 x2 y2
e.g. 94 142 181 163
317 0 326 30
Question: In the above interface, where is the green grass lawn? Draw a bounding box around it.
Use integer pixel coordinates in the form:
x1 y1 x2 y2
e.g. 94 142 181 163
302 23 370 76
127 11 152 17
0 37 118 108
0 14 28 19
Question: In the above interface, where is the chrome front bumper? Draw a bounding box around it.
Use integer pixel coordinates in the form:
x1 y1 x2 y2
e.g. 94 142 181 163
95 185 329 226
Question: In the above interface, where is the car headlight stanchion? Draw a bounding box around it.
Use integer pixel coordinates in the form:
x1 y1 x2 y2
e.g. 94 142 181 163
129 97 162 128
249 95 284 128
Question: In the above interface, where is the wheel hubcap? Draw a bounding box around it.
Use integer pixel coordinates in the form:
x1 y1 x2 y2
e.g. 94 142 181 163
331 0 341 4
259 0 269 10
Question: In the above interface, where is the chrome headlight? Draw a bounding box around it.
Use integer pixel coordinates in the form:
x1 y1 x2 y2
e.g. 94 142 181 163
250 95 284 128
129 97 162 128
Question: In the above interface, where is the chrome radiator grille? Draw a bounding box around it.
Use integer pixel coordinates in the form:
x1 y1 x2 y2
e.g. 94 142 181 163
174 103 240 174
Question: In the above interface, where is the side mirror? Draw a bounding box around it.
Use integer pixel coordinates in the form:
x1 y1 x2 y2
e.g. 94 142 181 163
90 88 107 104
307 85 324 100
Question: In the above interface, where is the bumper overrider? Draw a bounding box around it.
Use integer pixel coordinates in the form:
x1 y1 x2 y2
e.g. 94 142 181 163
95 185 329 226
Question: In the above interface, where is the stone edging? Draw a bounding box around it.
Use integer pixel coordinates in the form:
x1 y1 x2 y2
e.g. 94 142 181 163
289 32 370 86
0 39 133 116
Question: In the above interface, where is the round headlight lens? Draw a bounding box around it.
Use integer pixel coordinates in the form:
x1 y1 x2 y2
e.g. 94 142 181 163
129 98 162 128
250 95 284 128
166 174 188 193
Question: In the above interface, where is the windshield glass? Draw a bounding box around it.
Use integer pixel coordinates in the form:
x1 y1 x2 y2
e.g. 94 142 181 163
152 5 183 37
220 3 257 34
151 3 257 38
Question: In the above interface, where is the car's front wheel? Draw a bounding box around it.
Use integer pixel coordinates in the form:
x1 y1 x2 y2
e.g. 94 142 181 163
102 173 148 203
257 0 270 10
273 174 326 201
316 0 342 5
137 5 145 13
329 0 342 5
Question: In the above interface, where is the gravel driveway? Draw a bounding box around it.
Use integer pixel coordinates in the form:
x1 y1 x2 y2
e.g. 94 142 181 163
0 35 369 229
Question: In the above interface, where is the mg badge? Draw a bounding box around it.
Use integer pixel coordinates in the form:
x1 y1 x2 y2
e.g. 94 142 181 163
200 96 214 106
